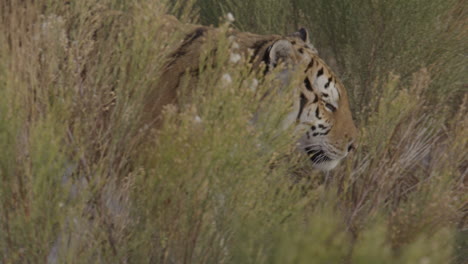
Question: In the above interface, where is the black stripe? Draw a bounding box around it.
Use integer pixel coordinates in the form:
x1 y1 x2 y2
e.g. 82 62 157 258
313 94 318 103
305 59 314 73
311 125 316 131
322 93 329 97
318 129 330 136
166 27 208 68
304 78 313 91
318 124 326 129
315 107 321 119
324 77 332 88
249 40 270 63
262 45 273 75
317 68 323 77
297 93 308 120
180 27 207 50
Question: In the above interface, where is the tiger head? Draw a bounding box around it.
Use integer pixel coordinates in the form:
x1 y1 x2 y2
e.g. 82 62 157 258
158 22 357 171
261 28 358 170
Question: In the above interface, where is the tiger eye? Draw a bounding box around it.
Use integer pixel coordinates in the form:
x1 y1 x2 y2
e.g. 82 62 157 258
325 103 336 112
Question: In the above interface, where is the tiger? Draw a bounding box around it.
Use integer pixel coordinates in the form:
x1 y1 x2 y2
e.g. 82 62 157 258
149 16 358 171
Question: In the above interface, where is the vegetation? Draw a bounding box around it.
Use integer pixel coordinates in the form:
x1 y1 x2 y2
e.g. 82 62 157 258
0 0 466 263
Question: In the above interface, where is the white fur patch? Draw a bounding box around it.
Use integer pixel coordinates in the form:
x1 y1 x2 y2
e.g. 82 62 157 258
313 159 340 171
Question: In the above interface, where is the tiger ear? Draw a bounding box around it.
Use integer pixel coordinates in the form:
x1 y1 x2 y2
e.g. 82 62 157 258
291 27 309 43
268 40 294 67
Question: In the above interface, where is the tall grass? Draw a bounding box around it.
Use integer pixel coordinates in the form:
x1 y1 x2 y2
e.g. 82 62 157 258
0 0 466 263
199 0 466 117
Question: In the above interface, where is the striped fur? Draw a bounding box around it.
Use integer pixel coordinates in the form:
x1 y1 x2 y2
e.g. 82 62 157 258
150 16 358 170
